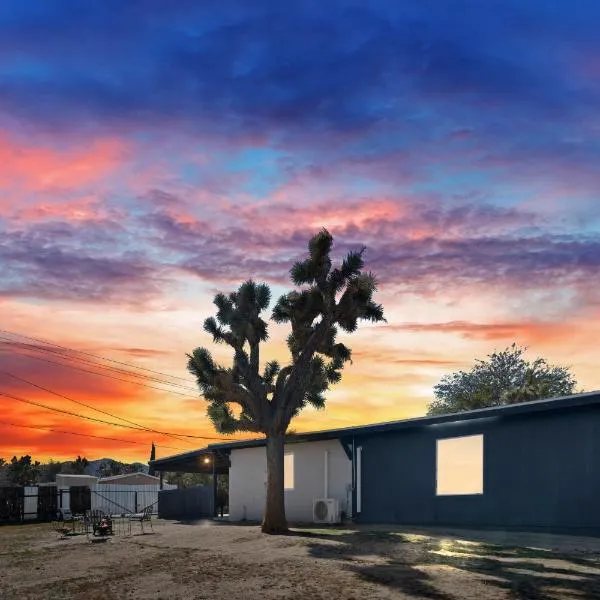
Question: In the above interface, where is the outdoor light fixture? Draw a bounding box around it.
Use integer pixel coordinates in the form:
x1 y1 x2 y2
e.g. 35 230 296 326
203 457 210 464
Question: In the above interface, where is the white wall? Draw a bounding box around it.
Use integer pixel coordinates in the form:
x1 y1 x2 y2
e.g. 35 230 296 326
229 439 352 523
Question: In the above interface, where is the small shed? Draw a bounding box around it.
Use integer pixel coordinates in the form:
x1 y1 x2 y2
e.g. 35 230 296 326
55 474 99 515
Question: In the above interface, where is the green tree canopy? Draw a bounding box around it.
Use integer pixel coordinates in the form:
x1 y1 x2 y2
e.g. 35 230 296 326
427 343 578 416
187 229 385 533
7 455 41 485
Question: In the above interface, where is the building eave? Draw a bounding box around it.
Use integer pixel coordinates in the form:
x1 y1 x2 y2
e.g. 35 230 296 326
153 390 600 464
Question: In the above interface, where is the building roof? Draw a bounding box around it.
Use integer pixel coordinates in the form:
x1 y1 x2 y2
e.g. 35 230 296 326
55 474 98 481
150 446 230 474
150 390 600 471
97 472 160 483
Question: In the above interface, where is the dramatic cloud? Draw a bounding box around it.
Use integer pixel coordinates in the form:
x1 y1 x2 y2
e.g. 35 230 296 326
0 219 170 303
2 0 600 460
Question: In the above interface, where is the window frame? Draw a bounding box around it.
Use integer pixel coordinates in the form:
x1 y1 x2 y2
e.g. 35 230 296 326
435 434 484 497
284 452 294 490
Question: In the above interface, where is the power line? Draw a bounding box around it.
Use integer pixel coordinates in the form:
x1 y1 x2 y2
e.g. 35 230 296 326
0 328 194 383
3 348 198 399
1 370 196 447
0 421 187 452
0 391 234 441
0 336 199 393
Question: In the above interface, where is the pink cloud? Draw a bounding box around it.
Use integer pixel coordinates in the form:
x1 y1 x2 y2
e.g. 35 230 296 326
11 196 110 222
0 132 128 193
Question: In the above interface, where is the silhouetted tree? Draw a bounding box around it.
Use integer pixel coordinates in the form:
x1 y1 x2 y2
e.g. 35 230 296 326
7 455 41 485
39 459 63 483
427 343 578 416
66 456 89 475
148 443 156 477
165 472 210 488
98 459 133 478
187 229 385 533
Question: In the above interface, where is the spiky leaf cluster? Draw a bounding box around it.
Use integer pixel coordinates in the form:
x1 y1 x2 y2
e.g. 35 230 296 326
187 230 386 435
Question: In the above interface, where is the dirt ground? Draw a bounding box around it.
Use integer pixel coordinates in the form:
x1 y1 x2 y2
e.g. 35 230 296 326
1 520 600 600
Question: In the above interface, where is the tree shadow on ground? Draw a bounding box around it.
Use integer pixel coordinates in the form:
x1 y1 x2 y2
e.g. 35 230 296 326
295 529 600 600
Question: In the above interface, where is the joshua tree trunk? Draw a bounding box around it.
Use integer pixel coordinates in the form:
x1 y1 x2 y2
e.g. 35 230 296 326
261 434 288 534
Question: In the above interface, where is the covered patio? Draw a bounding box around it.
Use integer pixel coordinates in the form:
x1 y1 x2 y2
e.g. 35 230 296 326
150 447 230 519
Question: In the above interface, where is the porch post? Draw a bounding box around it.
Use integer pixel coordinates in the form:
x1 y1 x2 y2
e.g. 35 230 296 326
159 471 164 490
212 454 217 518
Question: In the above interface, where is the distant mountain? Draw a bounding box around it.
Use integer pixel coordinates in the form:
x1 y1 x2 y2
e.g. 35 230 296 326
84 459 149 477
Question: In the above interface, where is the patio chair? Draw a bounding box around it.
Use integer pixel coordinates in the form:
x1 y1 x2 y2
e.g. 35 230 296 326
127 505 154 535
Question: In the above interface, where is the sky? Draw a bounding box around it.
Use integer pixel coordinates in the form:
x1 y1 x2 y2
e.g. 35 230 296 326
2 0 600 463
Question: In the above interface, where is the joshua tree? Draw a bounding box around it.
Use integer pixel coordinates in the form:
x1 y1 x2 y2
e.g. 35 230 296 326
187 229 385 534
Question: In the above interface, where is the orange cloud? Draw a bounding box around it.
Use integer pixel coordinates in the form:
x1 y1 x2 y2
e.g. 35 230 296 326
384 320 574 345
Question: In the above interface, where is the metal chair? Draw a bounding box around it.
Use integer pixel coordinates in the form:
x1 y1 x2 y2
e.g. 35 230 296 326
127 505 154 535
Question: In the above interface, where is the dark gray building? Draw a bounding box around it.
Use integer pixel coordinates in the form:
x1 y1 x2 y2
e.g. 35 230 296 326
345 391 600 534
153 392 600 534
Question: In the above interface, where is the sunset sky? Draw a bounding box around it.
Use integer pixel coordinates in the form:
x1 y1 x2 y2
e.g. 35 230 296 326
2 1 600 463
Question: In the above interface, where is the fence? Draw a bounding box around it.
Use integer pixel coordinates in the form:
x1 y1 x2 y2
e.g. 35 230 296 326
0 482 176 523
90 484 173 515
158 486 214 520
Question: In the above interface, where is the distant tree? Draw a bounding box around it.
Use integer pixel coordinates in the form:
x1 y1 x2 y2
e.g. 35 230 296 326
66 456 89 475
165 472 210 488
427 343 578 416
148 443 156 477
7 455 41 485
187 229 385 534
98 459 133 478
39 459 63 483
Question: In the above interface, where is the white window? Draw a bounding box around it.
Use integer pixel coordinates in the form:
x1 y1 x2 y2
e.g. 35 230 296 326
284 453 294 490
436 434 484 496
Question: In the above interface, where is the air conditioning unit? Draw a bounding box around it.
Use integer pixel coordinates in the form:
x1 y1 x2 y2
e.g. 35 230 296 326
313 498 340 524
